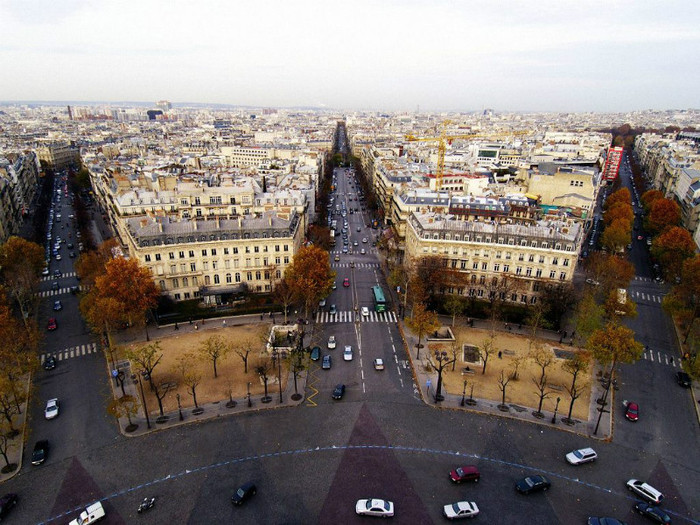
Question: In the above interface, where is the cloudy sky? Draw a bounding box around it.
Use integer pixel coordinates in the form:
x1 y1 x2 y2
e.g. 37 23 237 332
2 0 698 112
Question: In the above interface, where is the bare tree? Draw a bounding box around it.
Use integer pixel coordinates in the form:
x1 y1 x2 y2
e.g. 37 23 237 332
152 376 177 416
273 279 295 324
497 370 512 409
234 337 257 374
563 351 591 423
509 353 526 381
0 421 17 472
198 335 230 378
532 374 552 418
125 342 163 392
107 395 139 427
178 353 203 408
529 345 554 386
479 335 497 375
255 358 272 400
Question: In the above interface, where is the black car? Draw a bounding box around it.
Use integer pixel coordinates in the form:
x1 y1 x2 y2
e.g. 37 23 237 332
587 519 627 525
332 384 346 400
310 347 321 361
0 493 18 519
31 440 49 465
43 356 56 371
515 474 550 494
322 355 332 370
676 371 692 388
51 281 59 291
634 501 671 524
231 482 256 506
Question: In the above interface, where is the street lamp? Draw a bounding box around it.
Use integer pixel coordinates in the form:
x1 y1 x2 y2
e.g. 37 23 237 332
551 396 561 424
460 380 467 407
176 393 183 421
247 381 252 408
433 350 454 403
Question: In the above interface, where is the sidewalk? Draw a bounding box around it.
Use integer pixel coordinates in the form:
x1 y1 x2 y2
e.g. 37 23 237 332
397 315 613 441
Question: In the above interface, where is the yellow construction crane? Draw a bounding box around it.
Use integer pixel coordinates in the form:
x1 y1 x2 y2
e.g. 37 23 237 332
405 121 527 190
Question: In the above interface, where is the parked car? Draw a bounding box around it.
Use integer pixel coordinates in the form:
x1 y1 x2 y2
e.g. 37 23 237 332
355 499 394 517
327 336 336 349
566 447 598 465
44 398 59 420
53 300 62 311
310 347 321 361
231 482 257 506
373 359 384 370
31 440 49 465
319 298 327 307
344 345 353 361
676 371 692 388
0 493 18 520
322 355 332 370
332 384 346 400
449 465 480 483
515 475 550 494
626 479 664 504
625 401 639 422
586 518 627 525
443 501 479 520
634 501 671 523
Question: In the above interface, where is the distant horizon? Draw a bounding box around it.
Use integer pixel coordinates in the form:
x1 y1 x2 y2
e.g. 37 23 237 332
2 1 698 112
1 100 698 115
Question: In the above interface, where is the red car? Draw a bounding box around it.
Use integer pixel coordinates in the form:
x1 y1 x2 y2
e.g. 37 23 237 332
449 465 480 483
625 401 639 421
47 318 57 331
343 278 350 287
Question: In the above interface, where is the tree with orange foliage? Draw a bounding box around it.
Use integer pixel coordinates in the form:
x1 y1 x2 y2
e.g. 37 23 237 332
604 188 631 210
604 203 634 229
0 237 44 331
601 220 630 253
663 254 700 343
640 189 663 212
646 198 681 235
651 226 696 280
586 252 635 295
75 238 119 286
284 245 335 318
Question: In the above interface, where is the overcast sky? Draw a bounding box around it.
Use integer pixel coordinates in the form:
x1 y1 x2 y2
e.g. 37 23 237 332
2 0 699 112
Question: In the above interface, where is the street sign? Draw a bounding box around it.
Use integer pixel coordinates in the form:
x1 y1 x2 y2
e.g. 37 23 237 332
111 369 118 378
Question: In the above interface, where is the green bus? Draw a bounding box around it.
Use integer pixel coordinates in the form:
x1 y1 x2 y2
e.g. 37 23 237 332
372 286 387 313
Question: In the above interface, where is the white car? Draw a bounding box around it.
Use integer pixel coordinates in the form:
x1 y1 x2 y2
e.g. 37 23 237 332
362 237 368 243
44 398 59 419
565 447 597 465
374 358 384 370
443 501 479 520
344 345 353 361
327 336 336 349
319 298 327 307
355 499 394 517
361 306 370 317
626 479 664 504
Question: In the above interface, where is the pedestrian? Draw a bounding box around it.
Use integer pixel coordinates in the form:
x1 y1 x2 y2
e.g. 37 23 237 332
222 319 226 328
498 351 502 359
670 356 674 365
563 330 568 338
189 317 192 325
194 323 198 330
174 322 179 330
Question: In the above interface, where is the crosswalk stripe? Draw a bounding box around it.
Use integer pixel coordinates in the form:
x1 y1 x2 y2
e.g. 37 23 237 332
315 310 397 324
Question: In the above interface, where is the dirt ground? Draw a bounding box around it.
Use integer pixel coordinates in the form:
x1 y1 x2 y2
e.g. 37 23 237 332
119 323 287 414
424 327 593 421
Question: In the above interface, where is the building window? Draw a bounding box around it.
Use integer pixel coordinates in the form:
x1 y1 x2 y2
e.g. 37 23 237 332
214 274 220 284
202 249 208 256
560 272 566 280
170 265 177 274
528 254 534 262
539 256 545 263
494 264 500 272
204 276 210 285
235 273 241 283
172 278 179 288
460 260 467 269
525 267 532 276
155 254 161 261
481 262 488 270
516 267 522 275
550 270 556 279
212 249 217 256
145 254 151 262
552 257 559 265
158 280 166 291
174 293 181 300
184 292 190 299
203 262 209 271
233 247 239 254
503 264 510 272
179 251 185 258
247 272 253 281
563 259 569 267
511 293 518 301
536 268 542 278
518 253 524 261
284 256 289 264
169 252 175 260
472 262 479 270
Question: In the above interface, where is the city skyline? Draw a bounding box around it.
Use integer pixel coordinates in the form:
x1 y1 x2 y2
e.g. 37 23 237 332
2 0 700 112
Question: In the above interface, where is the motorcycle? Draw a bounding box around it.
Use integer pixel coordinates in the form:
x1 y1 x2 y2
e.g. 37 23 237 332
137 497 156 513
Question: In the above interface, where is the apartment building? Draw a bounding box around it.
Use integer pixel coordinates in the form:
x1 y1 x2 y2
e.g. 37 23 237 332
525 164 600 219
405 212 581 304
123 211 303 303
36 142 80 170
221 146 273 168
0 151 41 243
